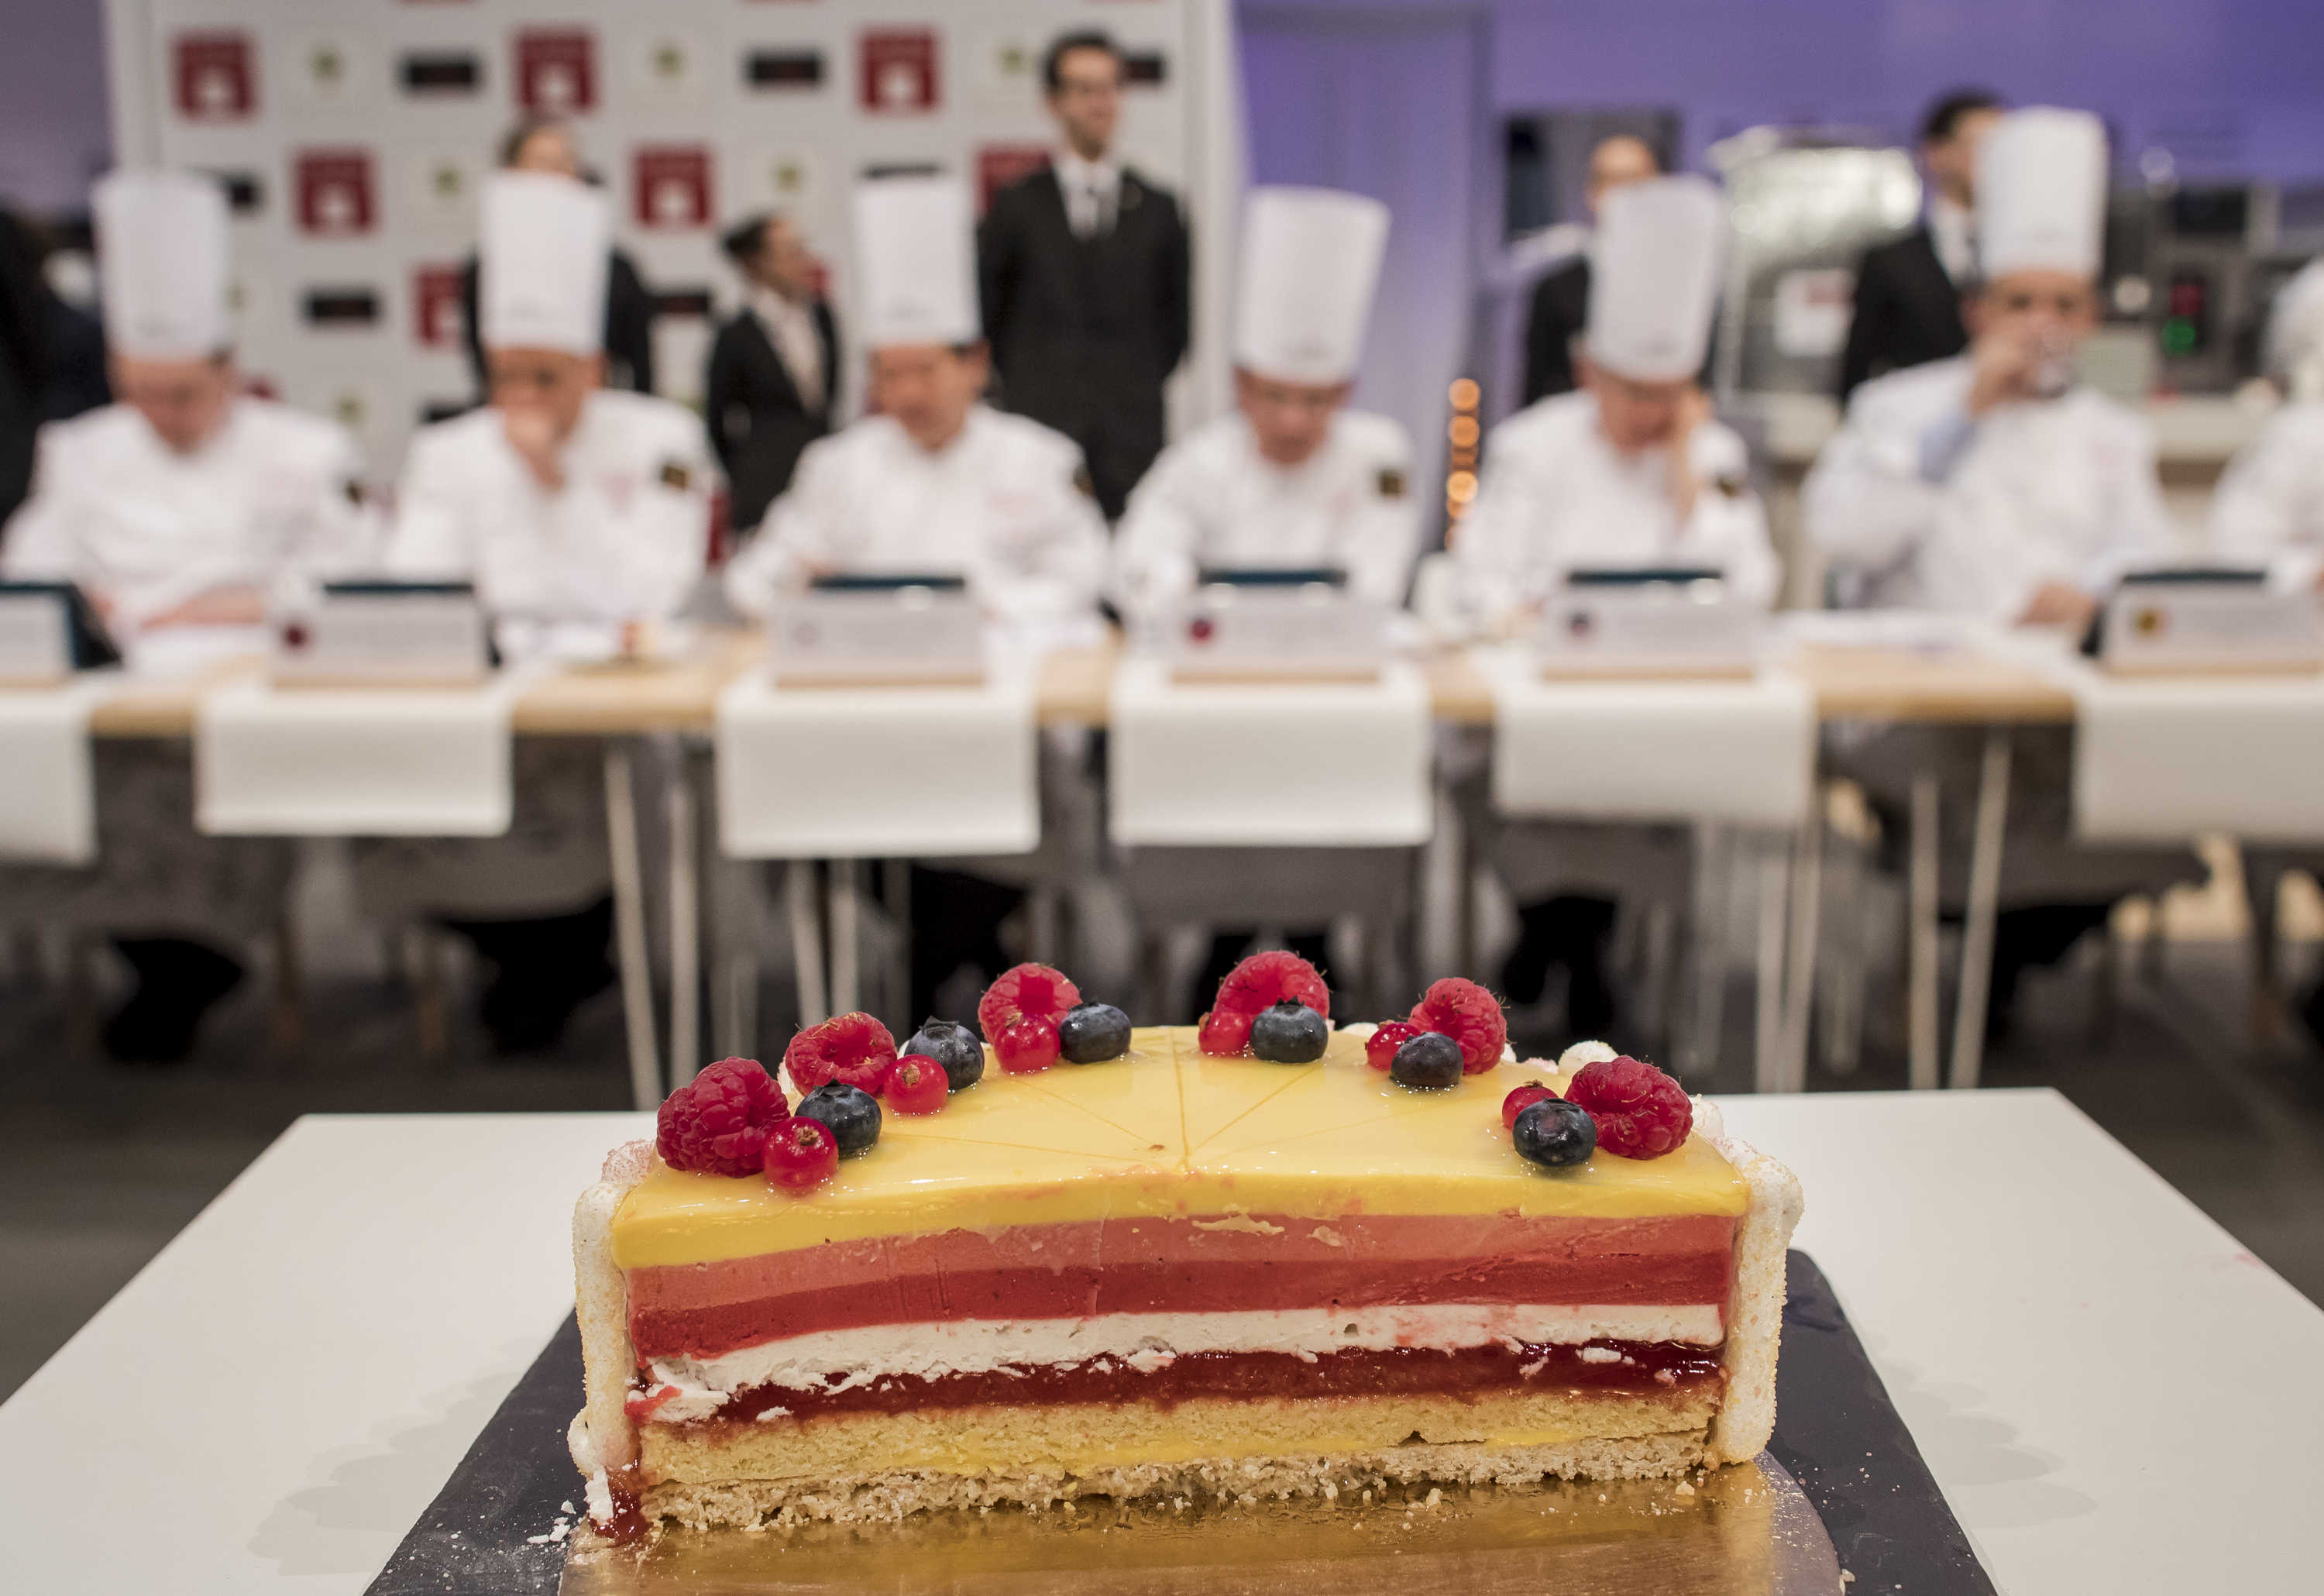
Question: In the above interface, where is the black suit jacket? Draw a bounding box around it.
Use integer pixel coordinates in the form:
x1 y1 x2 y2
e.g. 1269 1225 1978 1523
977 166 1190 519
704 298 838 535
1838 228 1968 401
459 247 659 400
1521 256 1591 406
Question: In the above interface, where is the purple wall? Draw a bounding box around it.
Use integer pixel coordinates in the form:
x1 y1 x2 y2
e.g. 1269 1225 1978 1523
1245 0 2324 187
0 0 111 214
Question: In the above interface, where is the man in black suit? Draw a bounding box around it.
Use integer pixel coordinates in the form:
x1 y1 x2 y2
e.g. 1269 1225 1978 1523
978 30 1190 521
706 212 837 535
1520 134 1661 406
1837 89 2006 402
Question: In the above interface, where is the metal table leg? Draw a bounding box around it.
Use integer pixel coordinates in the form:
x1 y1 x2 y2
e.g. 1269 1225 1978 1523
1684 823 1731 1079
1752 833 1790 1093
1907 772 1941 1090
786 860 827 1027
828 858 861 1015
1777 787 1825 1093
603 741 662 1110
1949 730 2013 1090
666 744 700 1089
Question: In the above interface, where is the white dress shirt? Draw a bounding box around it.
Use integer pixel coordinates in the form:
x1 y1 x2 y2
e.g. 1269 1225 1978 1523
1054 150 1122 239
1927 194 1978 285
2209 401 2324 590
2 397 376 628
384 389 716 622
751 285 826 414
1804 355 2176 617
1113 411 1422 624
724 404 1107 627
1455 390 1778 626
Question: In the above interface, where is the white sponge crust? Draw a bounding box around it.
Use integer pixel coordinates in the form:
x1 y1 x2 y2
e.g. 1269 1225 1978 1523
572 1145 650 1513
1702 1123 1803 1464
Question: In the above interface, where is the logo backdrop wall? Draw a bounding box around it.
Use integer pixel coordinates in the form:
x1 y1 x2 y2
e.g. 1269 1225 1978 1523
106 0 1240 476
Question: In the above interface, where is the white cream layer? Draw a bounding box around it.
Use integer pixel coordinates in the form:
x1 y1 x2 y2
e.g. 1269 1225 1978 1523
638 1302 1724 1415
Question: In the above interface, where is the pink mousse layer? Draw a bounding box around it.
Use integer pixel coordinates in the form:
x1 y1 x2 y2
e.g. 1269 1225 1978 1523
627 1212 1737 1362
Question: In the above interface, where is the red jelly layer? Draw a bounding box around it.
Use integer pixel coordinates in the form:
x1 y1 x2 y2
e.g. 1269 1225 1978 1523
645 1339 1727 1429
627 1213 1735 1362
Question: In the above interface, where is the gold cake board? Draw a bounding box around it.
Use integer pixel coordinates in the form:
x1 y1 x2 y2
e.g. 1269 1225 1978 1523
558 1455 1841 1594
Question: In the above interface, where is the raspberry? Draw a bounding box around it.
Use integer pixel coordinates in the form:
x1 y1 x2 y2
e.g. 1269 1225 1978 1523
1364 1020 1422 1071
995 1014 1061 1073
763 1116 838 1189
1197 1006 1253 1057
1408 978 1507 1074
885 1054 949 1114
1501 1079 1559 1129
1564 1055 1692 1160
656 1057 788 1177
1213 951 1330 1022
783 1012 897 1095
977 963 1083 1044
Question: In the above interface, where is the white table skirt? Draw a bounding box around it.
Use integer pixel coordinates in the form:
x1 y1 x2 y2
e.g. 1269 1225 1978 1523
2061 659 2324 843
0 675 116 862
2 1096 2319 1594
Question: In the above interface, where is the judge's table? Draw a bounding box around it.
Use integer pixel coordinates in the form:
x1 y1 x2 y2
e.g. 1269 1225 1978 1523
2 1094 2317 1594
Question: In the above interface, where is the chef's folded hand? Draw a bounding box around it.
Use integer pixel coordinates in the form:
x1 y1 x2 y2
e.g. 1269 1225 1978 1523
2016 581 2097 631
146 584 266 629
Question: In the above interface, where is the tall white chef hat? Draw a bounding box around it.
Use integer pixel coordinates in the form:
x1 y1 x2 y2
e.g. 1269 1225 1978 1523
852 175 980 349
1976 108 2109 282
2265 257 2324 400
1233 186 1391 387
479 170 610 354
1583 174 1726 384
93 170 231 361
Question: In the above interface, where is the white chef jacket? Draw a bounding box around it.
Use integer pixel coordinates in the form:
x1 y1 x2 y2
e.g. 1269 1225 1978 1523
2209 401 2324 590
1455 390 1777 624
724 405 1107 627
1804 356 2176 617
2 397 375 628
385 389 716 622
1112 410 1422 624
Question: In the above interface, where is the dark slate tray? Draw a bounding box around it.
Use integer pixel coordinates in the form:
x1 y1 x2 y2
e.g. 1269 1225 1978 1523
364 1251 1995 1594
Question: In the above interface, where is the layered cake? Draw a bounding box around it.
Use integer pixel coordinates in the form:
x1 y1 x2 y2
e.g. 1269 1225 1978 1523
569 958 1802 1537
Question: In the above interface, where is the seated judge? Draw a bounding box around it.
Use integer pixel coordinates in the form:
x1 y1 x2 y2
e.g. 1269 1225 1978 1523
1520 134 1662 405
1 172 375 1061
1113 185 1420 631
1459 175 1775 1038
726 176 1108 1023
1806 109 2193 1037
1838 89 2004 402
2210 258 2324 586
459 119 658 399
706 212 838 538
372 172 717 1052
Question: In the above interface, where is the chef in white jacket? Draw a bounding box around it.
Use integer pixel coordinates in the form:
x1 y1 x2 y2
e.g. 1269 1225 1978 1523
1807 109 2196 1040
725 175 1108 1025
0 171 374 1061
1453 175 1770 1040
363 172 717 1054
2210 258 2324 586
1458 174 1776 631
724 177 1106 635
386 172 714 632
1113 186 1418 628
1805 108 2175 623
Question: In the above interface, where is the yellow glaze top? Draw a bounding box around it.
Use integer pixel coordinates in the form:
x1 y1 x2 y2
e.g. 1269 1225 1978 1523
610 1028 1748 1269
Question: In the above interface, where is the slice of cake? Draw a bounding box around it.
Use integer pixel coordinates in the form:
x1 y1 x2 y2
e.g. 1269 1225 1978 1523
569 961 1802 1537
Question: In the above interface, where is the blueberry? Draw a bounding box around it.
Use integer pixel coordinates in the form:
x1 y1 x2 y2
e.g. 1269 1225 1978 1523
796 1082 882 1157
1057 1002 1132 1063
1514 1098 1597 1168
902 1018 984 1092
1249 1000 1329 1063
1389 1031 1463 1089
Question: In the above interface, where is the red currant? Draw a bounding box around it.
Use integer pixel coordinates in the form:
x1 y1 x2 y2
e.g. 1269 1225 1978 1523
763 1117 838 1190
995 1015 1061 1073
884 1054 950 1115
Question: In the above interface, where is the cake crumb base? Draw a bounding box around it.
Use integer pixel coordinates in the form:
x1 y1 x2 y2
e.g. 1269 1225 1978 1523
637 1431 1709 1532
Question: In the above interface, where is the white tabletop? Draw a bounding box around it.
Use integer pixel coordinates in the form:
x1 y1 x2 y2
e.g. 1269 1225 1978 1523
1 1093 2318 1594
